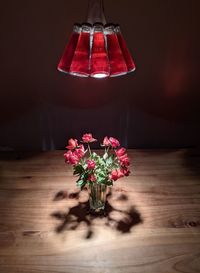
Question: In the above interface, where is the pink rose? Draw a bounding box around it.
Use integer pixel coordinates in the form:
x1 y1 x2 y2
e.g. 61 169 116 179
68 154 80 165
109 137 120 148
119 154 130 166
82 133 97 143
64 150 73 162
88 174 96 182
87 160 96 170
64 150 79 165
116 148 126 157
74 144 85 159
103 136 111 146
66 138 78 150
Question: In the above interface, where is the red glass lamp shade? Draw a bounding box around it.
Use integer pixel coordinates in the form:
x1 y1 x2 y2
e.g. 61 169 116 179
69 24 91 77
57 23 136 78
57 24 81 74
116 25 136 73
105 25 128 77
90 24 110 78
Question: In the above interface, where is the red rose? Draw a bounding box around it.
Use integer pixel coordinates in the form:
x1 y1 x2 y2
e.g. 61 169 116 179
66 138 78 150
116 148 126 157
74 144 85 159
122 167 130 177
109 170 119 181
119 154 130 166
109 169 126 181
82 133 97 143
109 137 120 148
87 160 96 170
103 136 111 147
88 174 96 182
118 169 125 178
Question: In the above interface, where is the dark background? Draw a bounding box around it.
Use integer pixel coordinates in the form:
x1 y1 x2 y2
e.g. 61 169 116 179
0 0 200 151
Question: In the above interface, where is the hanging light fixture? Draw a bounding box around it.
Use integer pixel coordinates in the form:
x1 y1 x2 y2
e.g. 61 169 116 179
57 0 136 79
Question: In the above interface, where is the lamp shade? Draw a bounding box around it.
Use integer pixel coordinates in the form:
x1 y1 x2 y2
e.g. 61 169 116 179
115 25 136 73
57 24 81 74
90 24 110 78
57 0 136 78
105 25 128 77
69 24 91 77
57 23 136 78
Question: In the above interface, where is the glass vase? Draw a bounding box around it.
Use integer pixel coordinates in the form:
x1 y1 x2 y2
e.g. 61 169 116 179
89 183 107 212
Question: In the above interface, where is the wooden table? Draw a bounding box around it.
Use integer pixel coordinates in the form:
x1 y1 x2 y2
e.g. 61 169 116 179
0 149 200 273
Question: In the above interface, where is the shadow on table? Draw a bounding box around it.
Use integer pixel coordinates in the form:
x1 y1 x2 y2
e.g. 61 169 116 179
51 189 142 239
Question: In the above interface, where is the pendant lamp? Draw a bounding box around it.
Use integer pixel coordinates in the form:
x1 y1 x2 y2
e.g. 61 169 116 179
57 0 136 79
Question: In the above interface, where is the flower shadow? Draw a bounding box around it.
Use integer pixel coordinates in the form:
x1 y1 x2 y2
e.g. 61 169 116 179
51 189 142 239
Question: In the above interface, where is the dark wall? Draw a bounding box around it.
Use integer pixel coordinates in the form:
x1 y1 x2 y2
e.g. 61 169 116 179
0 0 200 151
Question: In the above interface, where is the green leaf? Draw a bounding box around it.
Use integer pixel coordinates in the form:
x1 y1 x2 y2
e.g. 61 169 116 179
106 156 113 166
79 171 91 185
96 157 106 167
106 180 113 186
96 176 113 186
76 179 87 190
73 164 84 175
96 172 107 183
91 152 98 159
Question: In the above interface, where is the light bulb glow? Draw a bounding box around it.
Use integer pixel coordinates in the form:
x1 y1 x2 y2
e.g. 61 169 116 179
92 73 108 79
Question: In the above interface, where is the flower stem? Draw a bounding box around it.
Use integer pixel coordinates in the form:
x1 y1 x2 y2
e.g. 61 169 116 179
88 144 92 156
106 146 110 154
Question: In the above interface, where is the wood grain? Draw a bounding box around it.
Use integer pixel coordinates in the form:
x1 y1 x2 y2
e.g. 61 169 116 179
0 149 200 273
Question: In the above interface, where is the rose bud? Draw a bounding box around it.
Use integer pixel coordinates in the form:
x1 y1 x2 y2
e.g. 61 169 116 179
66 138 78 150
82 133 97 143
102 136 111 147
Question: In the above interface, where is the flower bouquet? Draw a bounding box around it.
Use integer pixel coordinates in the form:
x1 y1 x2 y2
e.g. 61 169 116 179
64 133 130 212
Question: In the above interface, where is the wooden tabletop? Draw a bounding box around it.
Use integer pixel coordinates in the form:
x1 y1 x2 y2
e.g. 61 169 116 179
0 149 200 273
